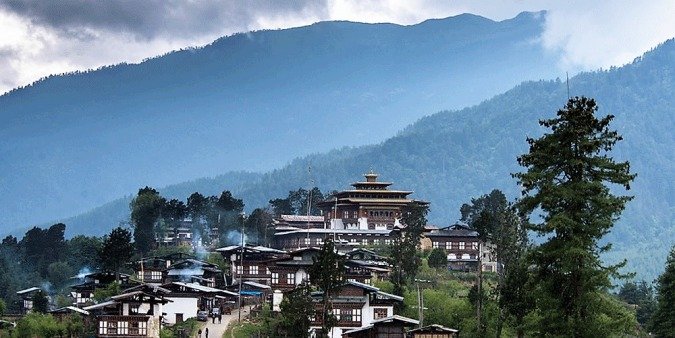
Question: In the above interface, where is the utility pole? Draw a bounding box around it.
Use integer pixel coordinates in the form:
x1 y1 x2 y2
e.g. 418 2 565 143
238 212 245 323
415 279 430 327
477 241 483 334
306 165 313 247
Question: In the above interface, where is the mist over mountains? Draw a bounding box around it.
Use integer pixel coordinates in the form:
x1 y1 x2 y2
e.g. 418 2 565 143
55 38 675 281
0 11 562 232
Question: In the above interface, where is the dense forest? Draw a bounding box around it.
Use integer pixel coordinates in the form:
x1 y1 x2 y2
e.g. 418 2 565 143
55 39 675 281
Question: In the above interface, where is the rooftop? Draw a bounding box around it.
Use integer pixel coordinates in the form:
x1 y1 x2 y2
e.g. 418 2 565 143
426 223 479 237
371 315 419 325
408 324 459 333
275 229 392 236
16 287 41 295
278 215 325 222
216 245 287 255
168 282 237 296
243 281 272 290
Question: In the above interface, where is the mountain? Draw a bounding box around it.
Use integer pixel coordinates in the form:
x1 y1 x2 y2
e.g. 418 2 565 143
0 11 563 233
59 38 675 280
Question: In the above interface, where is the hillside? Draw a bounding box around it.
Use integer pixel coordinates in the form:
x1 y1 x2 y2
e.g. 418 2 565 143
0 11 563 233
59 38 675 280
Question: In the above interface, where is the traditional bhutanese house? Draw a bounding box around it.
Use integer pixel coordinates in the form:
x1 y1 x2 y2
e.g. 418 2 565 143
273 215 325 232
133 257 168 284
311 281 404 338
158 227 192 247
230 280 272 310
344 248 387 262
156 218 195 247
241 281 272 299
83 290 170 338
277 172 429 252
268 247 320 292
49 306 93 335
407 324 460 338
344 248 391 284
16 287 42 314
49 306 90 323
267 247 321 312
216 245 287 286
71 272 137 307
424 224 484 271
272 214 325 251
132 253 196 285
162 252 195 266
121 283 172 298
164 259 224 288
342 315 419 338
160 282 238 324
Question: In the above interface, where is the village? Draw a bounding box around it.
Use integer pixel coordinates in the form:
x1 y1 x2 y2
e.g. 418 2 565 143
4 172 493 338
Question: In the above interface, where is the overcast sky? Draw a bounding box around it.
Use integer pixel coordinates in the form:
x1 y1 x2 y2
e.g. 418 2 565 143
1 0 674 94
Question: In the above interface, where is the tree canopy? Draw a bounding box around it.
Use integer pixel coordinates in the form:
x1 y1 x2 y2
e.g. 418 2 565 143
309 239 345 336
513 97 636 337
269 187 325 216
99 227 134 279
390 202 428 302
428 248 448 269
278 283 314 337
130 187 165 254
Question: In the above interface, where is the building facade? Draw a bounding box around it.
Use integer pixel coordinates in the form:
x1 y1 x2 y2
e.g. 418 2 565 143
311 281 403 338
424 224 496 272
274 172 427 251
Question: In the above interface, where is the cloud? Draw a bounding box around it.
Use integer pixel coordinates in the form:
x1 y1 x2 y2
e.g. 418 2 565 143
540 0 675 71
0 1 329 93
0 0 328 40
0 0 673 94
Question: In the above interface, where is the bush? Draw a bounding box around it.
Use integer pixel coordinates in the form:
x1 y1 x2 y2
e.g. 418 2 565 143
14 313 62 338
427 248 448 269
164 318 199 338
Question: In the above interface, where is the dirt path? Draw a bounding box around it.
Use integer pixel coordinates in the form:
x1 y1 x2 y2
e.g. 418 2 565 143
196 307 249 338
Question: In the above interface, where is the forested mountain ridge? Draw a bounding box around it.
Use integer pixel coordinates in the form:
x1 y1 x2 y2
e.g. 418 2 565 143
54 38 674 281
3 14 673 281
0 11 562 232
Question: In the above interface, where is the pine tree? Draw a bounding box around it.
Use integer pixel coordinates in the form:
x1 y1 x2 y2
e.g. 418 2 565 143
99 227 134 281
513 97 636 336
389 203 428 304
461 190 531 337
309 239 345 336
278 283 315 337
650 246 675 338
130 187 164 254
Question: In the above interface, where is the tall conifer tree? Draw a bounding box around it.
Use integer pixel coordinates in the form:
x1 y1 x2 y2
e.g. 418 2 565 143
130 187 164 254
389 202 428 303
99 227 134 281
650 246 675 337
513 97 636 336
309 239 345 336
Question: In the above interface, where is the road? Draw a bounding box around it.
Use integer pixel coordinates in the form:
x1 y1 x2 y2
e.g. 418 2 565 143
196 307 249 338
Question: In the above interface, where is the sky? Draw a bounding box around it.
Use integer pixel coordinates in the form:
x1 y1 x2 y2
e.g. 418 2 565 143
1 0 674 94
